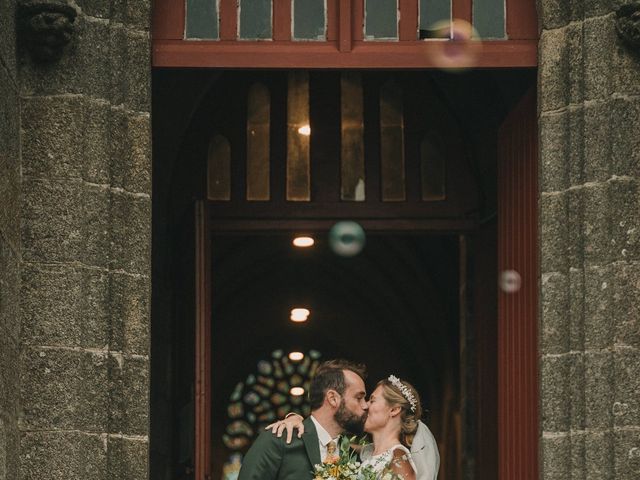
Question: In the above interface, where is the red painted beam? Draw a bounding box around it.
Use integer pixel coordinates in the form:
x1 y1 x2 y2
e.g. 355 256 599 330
153 40 538 68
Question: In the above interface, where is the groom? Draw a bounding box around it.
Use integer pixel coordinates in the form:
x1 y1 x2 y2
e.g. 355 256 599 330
238 359 368 480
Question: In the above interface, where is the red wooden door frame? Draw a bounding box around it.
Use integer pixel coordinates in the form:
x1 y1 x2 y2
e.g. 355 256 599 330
497 89 539 479
152 0 538 68
178 0 538 466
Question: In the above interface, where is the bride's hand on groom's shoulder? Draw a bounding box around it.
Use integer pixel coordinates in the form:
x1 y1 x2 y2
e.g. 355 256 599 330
264 413 305 443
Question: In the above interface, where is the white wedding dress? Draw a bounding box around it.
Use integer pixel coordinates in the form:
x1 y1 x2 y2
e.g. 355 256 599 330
360 443 417 478
359 421 439 480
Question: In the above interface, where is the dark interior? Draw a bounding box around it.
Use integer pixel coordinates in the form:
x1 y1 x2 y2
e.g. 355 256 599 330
208 233 459 477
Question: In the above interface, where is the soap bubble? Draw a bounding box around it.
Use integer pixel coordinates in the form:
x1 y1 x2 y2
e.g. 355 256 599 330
424 19 482 72
329 221 366 257
499 270 522 293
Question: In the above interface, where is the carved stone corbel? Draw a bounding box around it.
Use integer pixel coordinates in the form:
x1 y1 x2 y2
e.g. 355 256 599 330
616 2 640 52
17 0 77 62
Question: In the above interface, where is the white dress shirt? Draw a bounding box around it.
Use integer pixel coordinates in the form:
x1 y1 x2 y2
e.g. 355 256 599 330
310 415 340 461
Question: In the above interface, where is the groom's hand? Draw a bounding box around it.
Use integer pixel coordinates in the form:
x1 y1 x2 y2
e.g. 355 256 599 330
265 413 305 443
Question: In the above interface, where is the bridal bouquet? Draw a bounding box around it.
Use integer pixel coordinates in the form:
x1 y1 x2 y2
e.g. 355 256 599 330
313 436 361 480
313 437 399 480
313 460 362 480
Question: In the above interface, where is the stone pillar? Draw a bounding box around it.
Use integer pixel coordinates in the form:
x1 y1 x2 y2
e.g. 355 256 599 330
539 1 640 478
17 2 151 479
0 0 21 478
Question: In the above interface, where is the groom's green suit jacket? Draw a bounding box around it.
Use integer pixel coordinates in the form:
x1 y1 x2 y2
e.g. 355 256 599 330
238 417 322 480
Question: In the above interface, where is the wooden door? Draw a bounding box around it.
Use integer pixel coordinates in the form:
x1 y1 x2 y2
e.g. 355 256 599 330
195 201 213 480
497 89 539 479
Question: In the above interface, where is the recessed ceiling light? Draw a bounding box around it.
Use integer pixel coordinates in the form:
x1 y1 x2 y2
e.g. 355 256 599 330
290 387 305 396
290 308 310 322
288 352 304 361
293 236 314 248
298 125 311 136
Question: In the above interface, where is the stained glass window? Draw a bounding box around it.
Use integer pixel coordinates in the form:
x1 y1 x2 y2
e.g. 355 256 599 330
340 72 365 201
380 81 405 201
223 349 322 451
286 71 311 201
246 83 271 201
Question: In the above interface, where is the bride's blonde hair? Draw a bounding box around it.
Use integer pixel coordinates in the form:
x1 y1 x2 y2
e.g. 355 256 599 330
377 378 422 448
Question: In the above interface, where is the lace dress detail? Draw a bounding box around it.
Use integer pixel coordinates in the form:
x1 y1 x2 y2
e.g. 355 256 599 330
360 444 417 479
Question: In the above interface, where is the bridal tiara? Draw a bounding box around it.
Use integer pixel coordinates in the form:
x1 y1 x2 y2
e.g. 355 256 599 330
387 375 417 412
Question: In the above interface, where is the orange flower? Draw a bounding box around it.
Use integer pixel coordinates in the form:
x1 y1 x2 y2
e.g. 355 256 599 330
325 455 339 465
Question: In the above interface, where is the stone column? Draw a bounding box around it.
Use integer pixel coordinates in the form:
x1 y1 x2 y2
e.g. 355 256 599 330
18 2 151 479
0 0 21 478
539 1 640 478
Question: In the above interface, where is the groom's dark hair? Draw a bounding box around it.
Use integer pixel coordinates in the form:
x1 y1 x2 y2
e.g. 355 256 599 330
308 359 367 410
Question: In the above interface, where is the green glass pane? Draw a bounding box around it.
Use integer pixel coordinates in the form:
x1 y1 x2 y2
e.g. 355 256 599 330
243 392 259 405
230 382 243 401
228 402 244 418
239 0 272 39
252 384 270 397
276 406 291 418
258 375 274 387
270 393 287 405
257 360 272 374
419 0 450 39
290 374 303 386
364 0 397 40
293 0 326 40
186 0 218 39
228 420 253 436
473 0 505 39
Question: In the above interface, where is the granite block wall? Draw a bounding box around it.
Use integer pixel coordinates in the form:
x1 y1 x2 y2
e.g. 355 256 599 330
3 1 640 479
538 1 640 478
17 2 152 479
0 0 21 478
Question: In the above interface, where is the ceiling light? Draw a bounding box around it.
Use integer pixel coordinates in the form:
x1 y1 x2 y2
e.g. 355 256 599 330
290 308 310 322
293 236 314 248
288 352 304 361
298 125 311 136
290 387 305 396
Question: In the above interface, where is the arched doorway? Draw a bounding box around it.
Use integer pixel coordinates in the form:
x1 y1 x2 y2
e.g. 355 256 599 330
151 68 537 480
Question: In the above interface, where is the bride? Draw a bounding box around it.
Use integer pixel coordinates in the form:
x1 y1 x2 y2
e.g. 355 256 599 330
272 375 439 480
359 375 420 479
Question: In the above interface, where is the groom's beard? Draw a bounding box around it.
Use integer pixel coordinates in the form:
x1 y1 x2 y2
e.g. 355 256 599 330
334 399 367 435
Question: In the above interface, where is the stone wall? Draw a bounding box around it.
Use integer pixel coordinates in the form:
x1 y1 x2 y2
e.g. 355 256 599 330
17 2 152 479
539 1 640 478
0 0 21 478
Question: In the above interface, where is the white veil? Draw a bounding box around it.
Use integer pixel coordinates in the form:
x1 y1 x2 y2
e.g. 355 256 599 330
410 421 440 480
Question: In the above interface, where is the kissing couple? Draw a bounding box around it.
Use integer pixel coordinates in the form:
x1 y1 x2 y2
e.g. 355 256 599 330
238 359 439 480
